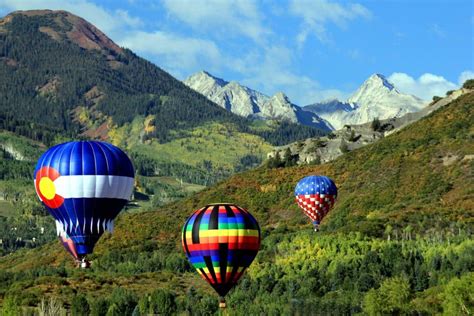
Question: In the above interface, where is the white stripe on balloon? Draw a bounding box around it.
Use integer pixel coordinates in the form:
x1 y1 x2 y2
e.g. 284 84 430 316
54 175 133 200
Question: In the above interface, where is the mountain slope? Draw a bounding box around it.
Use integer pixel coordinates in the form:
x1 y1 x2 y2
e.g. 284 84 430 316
269 87 472 166
0 89 472 314
305 74 426 129
0 10 324 185
184 71 333 131
184 71 267 117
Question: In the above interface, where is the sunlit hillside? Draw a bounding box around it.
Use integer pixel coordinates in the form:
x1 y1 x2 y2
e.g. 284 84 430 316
1 89 472 315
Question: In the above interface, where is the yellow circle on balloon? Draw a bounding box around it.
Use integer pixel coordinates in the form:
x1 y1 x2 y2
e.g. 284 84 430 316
39 177 56 200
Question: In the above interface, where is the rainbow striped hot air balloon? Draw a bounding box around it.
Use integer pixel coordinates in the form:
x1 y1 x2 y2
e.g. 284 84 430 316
295 175 337 231
182 203 261 308
34 141 134 266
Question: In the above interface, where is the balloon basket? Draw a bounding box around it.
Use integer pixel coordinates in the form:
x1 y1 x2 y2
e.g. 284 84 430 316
79 258 90 269
219 297 226 309
312 221 320 232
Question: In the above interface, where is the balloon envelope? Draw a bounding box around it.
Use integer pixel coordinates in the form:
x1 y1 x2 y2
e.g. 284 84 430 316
294 175 337 227
34 141 134 258
182 203 261 297
59 234 79 260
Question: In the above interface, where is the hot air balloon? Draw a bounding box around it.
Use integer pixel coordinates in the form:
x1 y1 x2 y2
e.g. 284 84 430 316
182 203 261 308
295 175 337 231
59 233 79 260
34 141 134 267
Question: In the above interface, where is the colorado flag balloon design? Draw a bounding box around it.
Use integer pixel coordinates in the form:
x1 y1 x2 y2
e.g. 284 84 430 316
295 175 337 230
182 203 261 306
34 141 134 259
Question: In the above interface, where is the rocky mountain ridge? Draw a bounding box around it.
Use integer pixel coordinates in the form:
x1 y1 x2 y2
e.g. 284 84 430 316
305 74 426 129
0 9 325 189
184 71 333 131
269 87 471 165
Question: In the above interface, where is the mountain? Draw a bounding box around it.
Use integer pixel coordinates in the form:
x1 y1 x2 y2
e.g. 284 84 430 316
184 71 333 131
269 86 473 166
0 10 325 187
183 71 267 117
1 87 472 314
305 74 426 129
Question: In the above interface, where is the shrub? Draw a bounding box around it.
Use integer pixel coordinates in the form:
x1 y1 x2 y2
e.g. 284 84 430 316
340 140 349 153
348 130 360 142
267 152 284 169
149 289 177 315
37 297 66 316
441 274 474 315
371 118 381 131
462 79 474 89
283 147 298 167
0 296 21 316
106 288 137 316
71 294 90 316
432 96 442 102
363 276 411 315
309 155 321 165
90 298 109 316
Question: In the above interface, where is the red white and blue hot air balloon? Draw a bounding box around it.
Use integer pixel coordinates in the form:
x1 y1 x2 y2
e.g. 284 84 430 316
34 141 134 267
295 175 337 231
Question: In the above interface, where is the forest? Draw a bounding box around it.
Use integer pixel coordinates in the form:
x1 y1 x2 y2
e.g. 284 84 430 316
0 10 473 315
0 13 324 147
0 11 326 191
0 87 472 315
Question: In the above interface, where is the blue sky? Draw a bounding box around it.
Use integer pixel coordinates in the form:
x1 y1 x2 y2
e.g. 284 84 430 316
0 0 473 104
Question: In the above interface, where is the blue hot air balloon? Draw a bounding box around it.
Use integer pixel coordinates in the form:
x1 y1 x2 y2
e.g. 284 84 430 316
34 141 134 266
295 175 337 231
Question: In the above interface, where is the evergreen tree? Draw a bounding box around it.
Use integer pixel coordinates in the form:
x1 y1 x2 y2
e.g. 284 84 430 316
148 289 177 315
0 296 21 316
71 294 90 316
371 117 381 131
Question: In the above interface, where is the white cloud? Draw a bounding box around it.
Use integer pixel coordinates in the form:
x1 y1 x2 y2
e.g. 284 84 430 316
0 0 142 38
240 45 345 105
115 9 143 28
458 70 474 85
0 0 224 78
119 31 223 78
289 0 371 45
388 72 460 100
431 23 446 38
161 0 269 42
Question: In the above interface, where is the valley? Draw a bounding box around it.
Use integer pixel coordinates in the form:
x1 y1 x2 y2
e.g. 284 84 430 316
0 78 472 314
0 8 472 316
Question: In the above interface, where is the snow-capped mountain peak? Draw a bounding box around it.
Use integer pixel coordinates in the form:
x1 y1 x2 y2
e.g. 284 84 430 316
371 73 395 90
188 70 227 87
184 71 228 102
184 72 333 131
305 73 426 130
348 73 400 104
260 92 295 121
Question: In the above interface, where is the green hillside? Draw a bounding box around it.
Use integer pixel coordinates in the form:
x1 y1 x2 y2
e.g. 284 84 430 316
0 129 207 255
0 10 324 186
0 90 472 314
0 131 57 256
0 9 325 257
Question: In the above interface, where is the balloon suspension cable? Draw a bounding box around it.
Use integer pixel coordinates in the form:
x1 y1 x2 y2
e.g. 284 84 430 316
219 297 226 309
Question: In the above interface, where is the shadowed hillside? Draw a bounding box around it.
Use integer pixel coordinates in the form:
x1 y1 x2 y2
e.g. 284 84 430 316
0 10 324 188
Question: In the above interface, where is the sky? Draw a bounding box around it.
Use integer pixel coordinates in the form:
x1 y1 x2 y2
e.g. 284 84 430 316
0 0 473 105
